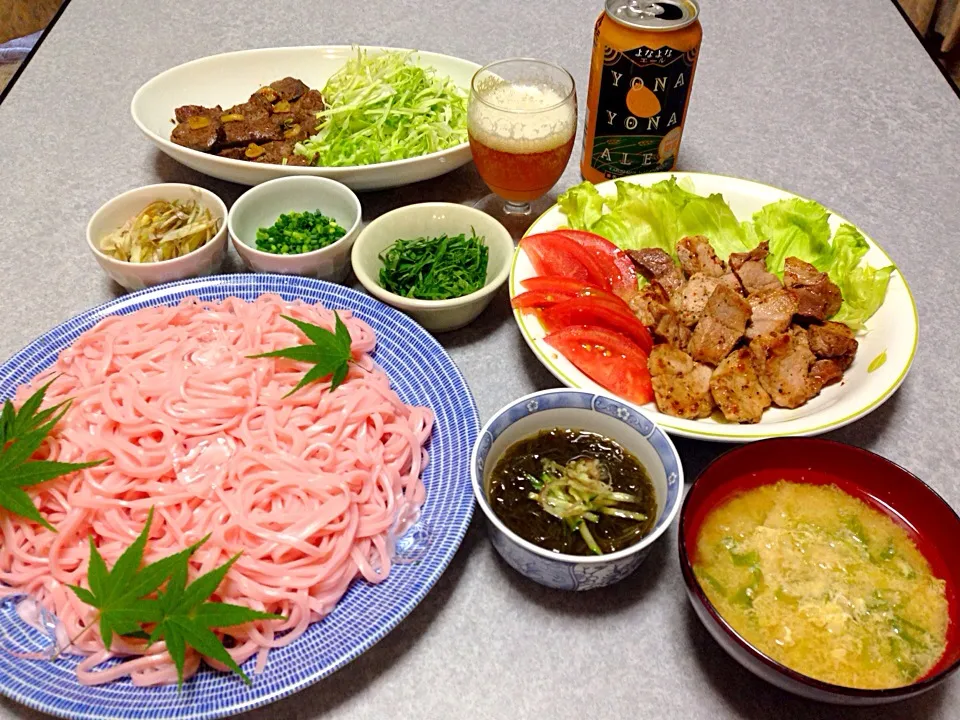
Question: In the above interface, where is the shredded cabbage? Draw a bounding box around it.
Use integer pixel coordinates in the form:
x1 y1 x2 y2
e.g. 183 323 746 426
295 48 468 167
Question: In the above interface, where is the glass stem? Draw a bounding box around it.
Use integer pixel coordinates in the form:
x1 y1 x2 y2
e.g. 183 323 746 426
503 200 532 216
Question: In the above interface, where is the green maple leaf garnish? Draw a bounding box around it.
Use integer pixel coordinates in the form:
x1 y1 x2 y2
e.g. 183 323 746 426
148 552 280 687
0 379 104 531
67 508 202 650
249 312 352 397
69 508 282 688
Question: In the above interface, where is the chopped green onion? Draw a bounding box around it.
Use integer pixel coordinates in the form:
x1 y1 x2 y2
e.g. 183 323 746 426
377 230 488 300
526 456 649 555
255 210 346 255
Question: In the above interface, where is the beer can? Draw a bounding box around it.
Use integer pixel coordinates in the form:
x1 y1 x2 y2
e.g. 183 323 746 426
581 0 702 182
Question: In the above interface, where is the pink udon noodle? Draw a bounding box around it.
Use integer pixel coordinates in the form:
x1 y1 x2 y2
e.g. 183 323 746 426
0 295 432 685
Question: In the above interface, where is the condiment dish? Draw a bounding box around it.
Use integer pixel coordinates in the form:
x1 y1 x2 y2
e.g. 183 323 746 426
679 438 960 704
228 176 362 283
471 389 683 590
351 202 513 333
86 184 228 291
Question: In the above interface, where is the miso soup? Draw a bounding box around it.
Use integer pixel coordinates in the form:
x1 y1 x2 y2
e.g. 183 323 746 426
694 481 949 689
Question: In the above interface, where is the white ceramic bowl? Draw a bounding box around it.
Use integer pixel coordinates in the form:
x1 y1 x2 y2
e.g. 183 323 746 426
228 176 362 283
471 389 684 591
86 184 228 291
352 203 513 333
130 46 479 191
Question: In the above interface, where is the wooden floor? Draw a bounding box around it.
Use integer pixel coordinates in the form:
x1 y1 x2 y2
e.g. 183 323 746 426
0 62 21 94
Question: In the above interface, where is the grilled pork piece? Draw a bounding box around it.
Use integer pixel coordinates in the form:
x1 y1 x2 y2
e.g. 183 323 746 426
720 270 745 295
252 141 312 165
654 312 692 349
171 105 223 152
810 358 846 390
217 147 246 160
710 348 771 423
729 241 781 294
688 284 752 365
648 345 714 419
679 273 721 327
677 235 725 278
807 320 858 368
221 94 283 147
175 105 217 123
628 249 685 297
746 287 799 340
630 281 673 327
629 282 690 347
783 257 842 321
291 89 325 122
749 327 819 408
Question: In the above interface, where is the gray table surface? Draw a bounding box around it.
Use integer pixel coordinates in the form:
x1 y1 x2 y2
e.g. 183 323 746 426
2 0 959 718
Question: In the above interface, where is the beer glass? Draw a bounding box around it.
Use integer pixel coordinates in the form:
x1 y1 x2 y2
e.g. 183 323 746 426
468 58 577 222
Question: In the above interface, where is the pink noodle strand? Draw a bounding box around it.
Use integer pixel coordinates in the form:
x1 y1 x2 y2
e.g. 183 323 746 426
0 295 432 686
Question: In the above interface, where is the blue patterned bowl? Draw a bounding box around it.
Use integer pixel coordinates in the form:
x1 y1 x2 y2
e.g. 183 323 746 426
471 390 683 591
0 274 478 720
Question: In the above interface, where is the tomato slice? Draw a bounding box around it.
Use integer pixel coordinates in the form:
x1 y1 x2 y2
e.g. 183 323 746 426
520 234 611 289
545 326 653 405
519 235 590 283
520 275 601 294
541 297 653 354
510 289 574 310
553 229 639 299
518 276 631 313
576 286 632 313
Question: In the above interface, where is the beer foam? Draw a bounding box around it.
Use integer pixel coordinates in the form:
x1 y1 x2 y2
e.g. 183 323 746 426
468 82 576 154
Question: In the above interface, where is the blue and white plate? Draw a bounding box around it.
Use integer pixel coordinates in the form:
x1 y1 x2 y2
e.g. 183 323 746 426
0 274 479 720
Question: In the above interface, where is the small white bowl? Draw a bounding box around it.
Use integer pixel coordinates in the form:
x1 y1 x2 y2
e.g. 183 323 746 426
228 176 362 282
471 389 684 591
86 184 228 291
351 203 513 333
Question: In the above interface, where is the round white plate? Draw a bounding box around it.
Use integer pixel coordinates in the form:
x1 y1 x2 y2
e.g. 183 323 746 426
511 172 918 442
131 46 479 191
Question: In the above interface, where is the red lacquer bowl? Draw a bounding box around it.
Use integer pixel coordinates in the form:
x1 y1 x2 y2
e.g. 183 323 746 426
678 438 960 705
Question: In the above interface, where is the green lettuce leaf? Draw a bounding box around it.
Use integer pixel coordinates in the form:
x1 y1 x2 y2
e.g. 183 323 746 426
676 193 752 259
751 198 833 276
830 261 895 330
824 223 870 281
557 182 604 230
555 177 893 329
598 180 684 255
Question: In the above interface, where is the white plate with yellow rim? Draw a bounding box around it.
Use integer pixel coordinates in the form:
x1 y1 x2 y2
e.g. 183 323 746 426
131 46 478 191
510 172 919 442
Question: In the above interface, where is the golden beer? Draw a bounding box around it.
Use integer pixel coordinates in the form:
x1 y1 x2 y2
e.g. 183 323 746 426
468 61 577 213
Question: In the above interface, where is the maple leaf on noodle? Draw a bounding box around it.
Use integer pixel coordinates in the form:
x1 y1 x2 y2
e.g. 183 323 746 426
249 312 352 397
69 509 283 687
0 379 104 531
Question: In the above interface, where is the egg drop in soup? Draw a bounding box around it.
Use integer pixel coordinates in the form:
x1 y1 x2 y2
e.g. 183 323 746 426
694 481 949 689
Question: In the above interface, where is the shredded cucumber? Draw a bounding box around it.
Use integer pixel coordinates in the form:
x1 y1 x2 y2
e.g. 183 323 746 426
295 48 468 167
